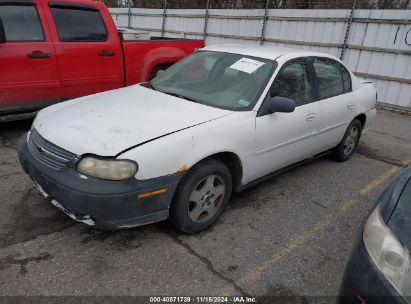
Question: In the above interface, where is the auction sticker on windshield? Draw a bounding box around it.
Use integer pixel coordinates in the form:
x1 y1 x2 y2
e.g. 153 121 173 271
229 57 265 74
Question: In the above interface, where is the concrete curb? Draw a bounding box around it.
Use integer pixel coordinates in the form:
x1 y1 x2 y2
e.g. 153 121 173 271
377 102 411 116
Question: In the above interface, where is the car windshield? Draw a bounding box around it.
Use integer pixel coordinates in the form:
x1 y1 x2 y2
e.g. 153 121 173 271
150 51 276 111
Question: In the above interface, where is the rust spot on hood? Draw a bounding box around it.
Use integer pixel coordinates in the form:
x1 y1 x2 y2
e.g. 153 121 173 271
175 164 190 173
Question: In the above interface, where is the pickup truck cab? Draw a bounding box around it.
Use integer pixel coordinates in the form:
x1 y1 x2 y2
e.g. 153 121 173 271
18 45 377 233
0 0 203 121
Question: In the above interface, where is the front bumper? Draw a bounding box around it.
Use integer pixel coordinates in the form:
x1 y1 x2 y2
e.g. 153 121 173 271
18 132 183 230
339 236 407 304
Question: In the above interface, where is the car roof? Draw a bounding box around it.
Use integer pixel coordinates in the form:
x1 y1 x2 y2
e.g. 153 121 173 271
202 44 336 61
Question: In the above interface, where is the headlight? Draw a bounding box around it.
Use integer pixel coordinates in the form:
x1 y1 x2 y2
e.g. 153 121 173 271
363 206 411 296
77 157 137 181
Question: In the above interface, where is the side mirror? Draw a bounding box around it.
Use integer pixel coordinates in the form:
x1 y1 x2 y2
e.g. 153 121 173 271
267 96 296 114
0 18 5 43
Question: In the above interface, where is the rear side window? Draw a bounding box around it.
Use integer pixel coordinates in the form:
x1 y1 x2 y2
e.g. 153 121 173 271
0 5 44 42
313 58 351 100
50 6 107 42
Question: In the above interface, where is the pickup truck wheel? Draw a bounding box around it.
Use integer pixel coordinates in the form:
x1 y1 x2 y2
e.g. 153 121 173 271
169 159 232 233
332 119 362 162
149 64 172 81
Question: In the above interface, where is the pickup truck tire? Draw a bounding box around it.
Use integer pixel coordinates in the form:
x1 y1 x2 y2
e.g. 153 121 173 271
169 158 233 233
149 63 173 81
332 119 362 162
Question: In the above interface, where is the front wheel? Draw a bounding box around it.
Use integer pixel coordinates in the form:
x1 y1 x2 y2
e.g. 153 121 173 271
169 159 232 233
332 119 362 162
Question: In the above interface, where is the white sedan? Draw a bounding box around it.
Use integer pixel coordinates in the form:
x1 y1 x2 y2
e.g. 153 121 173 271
18 44 376 233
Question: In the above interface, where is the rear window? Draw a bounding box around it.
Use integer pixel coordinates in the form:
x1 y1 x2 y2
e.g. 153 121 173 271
0 4 44 42
50 6 107 42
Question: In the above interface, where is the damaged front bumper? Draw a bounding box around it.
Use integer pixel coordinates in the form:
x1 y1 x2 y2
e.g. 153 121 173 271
17 132 183 230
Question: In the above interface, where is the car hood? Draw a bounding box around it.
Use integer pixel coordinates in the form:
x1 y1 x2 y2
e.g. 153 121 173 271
34 85 232 156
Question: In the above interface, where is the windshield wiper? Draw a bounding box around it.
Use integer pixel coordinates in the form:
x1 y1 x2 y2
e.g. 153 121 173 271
148 84 198 103
161 91 198 103
145 81 156 90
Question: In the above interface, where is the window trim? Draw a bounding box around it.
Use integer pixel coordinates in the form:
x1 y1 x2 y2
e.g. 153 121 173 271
0 3 45 42
0 0 35 4
49 1 99 11
257 57 315 117
49 3 109 43
339 61 352 93
309 56 353 101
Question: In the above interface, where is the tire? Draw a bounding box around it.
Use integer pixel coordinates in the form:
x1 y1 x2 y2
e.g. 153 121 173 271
169 158 233 233
149 64 172 81
332 119 362 162
148 67 160 81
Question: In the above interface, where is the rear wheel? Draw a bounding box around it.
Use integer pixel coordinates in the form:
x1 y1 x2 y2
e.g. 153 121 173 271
169 159 232 233
332 119 362 162
149 63 173 81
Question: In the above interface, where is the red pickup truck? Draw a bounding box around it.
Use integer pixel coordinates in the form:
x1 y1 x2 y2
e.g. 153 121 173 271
0 0 204 122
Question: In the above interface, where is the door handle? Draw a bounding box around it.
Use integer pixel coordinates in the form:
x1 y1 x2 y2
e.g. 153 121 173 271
97 51 115 57
27 52 51 59
347 102 355 109
305 113 317 121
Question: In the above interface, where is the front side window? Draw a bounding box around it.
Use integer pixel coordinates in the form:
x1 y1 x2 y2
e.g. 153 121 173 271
50 6 107 42
0 4 44 42
270 60 312 107
150 51 276 111
313 58 350 100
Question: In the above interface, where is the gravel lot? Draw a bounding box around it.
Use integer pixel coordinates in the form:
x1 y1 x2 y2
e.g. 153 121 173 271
1 109 411 300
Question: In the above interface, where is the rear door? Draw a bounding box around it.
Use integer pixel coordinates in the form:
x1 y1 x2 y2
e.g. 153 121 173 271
0 0 61 114
311 57 354 151
44 1 123 99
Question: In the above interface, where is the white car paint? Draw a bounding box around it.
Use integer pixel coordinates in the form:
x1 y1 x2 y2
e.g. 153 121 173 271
34 84 232 156
33 44 376 187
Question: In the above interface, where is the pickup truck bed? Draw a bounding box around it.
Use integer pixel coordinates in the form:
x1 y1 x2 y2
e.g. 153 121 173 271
0 0 204 121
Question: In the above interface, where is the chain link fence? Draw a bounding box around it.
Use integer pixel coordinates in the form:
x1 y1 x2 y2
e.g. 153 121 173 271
104 0 410 9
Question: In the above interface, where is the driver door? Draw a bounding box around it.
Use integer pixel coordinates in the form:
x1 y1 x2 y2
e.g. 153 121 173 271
251 58 321 180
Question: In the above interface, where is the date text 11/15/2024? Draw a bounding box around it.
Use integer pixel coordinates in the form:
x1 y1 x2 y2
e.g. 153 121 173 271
149 296 257 303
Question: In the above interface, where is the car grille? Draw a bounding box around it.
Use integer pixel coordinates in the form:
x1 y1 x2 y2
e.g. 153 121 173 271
28 129 76 170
